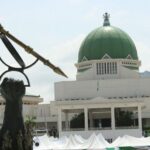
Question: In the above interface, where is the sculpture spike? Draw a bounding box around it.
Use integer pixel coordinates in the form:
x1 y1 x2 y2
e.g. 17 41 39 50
0 24 68 78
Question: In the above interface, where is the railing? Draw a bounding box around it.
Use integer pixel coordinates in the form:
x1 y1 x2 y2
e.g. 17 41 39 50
62 128 84 131
62 126 139 131
88 127 112 130
115 126 138 129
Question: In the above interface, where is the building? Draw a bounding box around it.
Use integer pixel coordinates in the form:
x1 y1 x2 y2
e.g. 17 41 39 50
0 94 42 127
0 94 58 132
53 13 150 141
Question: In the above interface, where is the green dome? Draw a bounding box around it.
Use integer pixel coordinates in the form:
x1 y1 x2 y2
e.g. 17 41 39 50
78 13 138 62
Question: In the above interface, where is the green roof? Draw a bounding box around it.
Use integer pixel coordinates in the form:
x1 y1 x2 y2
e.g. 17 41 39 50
78 13 138 62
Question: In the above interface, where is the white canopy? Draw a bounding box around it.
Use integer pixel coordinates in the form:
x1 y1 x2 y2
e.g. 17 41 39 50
33 133 109 150
110 135 150 147
33 134 150 150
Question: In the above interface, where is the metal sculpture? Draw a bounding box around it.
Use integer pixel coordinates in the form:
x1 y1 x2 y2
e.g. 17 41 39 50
0 24 67 82
0 24 67 149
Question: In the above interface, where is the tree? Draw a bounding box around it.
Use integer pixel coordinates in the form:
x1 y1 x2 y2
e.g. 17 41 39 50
70 113 84 128
115 108 133 127
24 115 36 131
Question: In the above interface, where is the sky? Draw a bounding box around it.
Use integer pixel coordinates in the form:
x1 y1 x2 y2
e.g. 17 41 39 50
0 0 150 103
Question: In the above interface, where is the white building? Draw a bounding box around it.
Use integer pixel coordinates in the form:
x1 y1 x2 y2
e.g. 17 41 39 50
0 94 58 131
53 13 150 141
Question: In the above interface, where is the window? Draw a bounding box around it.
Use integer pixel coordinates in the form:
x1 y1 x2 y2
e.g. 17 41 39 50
102 63 104 74
96 63 98 74
107 62 110 74
112 62 115 74
110 62 112 74
96 62 117 75
104 63 107 74
114 62 117 74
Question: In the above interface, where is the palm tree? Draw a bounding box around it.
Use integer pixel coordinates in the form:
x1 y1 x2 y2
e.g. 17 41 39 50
24 115 36 132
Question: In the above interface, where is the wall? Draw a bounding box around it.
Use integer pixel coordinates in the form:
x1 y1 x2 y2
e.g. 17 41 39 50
55 78 150 100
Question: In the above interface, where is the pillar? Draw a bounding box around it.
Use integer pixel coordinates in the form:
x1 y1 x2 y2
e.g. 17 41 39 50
111 106 115 130
58 107 62 135
65 110 69 130
89 111 93 128
84 107 88 131
138 105 142 130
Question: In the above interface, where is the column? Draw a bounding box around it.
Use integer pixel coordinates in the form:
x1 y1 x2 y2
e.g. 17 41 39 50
138 105 142 130
58 107 62 135
65 110 69 130
84 107 88 131
111 106 115 130
89 111 93 128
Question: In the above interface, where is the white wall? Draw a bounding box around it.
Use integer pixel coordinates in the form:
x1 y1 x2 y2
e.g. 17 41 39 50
55 77 150 100
119 65 139 79
76 59 140 81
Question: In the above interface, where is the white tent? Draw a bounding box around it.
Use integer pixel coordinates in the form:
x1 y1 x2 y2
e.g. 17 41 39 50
33 134 150 150
33 133 110 150
62 134 85 149
84 133 110 149
110 135 150 148
33 134 51 150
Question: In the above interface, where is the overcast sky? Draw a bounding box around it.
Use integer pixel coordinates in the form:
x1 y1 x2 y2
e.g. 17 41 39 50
0 0 150 103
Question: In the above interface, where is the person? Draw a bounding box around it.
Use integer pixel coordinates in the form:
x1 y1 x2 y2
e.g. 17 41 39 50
51 126 57 137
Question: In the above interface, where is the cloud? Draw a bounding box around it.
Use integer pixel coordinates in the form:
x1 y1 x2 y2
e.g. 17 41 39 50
50 34 85 60
84 7 100 21
136 41 150 72
67 0 86 5
48 34 85 77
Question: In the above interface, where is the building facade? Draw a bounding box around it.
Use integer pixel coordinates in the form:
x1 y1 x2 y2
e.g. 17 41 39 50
54 13 150 141
0 94 58 134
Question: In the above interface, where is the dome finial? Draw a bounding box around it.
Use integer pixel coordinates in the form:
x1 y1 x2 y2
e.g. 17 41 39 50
103 12 110 26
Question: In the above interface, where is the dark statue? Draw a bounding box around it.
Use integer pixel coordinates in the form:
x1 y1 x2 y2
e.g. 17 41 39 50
0 78 32 150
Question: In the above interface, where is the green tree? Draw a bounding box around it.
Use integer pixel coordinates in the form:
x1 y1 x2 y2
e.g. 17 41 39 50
115 109 133 127
70 113 84 128
24 115 36 131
